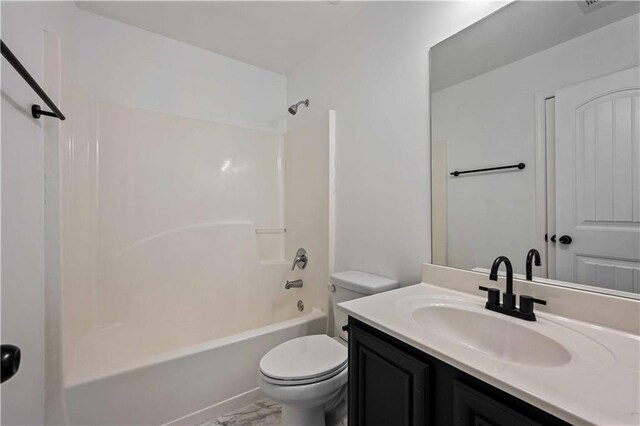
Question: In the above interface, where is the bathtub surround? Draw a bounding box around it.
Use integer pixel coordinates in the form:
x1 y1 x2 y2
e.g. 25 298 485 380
60 94 338 423
61 91 288 369
63 100 334 424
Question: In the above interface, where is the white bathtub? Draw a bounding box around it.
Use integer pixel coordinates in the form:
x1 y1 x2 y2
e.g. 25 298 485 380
65 308 326 425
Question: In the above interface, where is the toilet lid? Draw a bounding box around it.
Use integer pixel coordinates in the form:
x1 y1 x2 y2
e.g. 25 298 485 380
260 335 347 381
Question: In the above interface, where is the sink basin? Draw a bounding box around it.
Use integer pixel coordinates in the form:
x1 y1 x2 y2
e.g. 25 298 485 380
412 305 572 367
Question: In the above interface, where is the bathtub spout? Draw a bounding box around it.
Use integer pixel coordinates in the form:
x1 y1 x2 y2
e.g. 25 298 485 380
285 279 303 289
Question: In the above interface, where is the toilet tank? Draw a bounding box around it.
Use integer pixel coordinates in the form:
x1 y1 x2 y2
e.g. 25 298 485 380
330 270 398 342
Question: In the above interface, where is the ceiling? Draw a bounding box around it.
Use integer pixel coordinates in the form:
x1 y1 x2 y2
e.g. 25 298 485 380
75 1 368 75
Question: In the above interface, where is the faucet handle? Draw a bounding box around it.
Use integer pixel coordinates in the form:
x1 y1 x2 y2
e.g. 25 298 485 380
519 295 546 315
479 286 500 307
291 248 308 271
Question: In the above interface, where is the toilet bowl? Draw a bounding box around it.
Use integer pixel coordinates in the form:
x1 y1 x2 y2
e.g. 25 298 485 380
258 271 398 426
259 335 347 426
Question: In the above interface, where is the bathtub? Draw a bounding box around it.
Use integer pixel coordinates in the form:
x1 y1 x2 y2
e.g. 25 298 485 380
65 308 326 425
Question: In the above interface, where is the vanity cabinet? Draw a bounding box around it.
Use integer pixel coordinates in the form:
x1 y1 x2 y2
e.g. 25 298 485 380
348 318 570 426
348 320 430 425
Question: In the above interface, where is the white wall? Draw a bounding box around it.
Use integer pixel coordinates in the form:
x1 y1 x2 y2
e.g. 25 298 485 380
432 15 639 274
1 2 78 424
76 9 287 132
287 1 508 285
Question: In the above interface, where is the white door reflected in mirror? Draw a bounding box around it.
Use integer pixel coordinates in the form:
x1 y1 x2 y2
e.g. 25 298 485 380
555 66 640 293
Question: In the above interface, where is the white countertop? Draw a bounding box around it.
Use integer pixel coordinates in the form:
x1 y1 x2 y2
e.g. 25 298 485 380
338 282 640 426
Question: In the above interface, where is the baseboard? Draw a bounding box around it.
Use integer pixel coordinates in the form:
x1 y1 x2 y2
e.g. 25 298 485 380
163 388 266 426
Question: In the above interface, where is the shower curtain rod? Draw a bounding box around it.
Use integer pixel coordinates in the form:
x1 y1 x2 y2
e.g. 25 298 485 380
1 39 66 120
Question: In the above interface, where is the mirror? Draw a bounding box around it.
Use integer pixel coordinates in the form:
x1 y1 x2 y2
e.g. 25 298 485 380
430 1 640 298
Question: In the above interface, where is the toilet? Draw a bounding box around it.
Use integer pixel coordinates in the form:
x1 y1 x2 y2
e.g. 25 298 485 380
258 270 398 425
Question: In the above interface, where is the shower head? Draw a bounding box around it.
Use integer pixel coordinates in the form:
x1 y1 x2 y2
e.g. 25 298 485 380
288 99 309 115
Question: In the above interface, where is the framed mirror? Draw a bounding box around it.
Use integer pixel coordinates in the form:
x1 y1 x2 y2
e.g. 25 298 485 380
430 1 640 298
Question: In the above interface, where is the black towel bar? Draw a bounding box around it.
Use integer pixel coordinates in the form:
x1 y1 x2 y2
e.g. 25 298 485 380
450 163 525 177
1 39 66 120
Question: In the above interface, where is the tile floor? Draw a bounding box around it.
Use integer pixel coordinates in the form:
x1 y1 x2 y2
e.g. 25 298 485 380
202 396 347 426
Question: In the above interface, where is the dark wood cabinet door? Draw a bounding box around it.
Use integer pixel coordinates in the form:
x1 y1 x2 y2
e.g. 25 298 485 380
453 381 544 426
349 323 431 426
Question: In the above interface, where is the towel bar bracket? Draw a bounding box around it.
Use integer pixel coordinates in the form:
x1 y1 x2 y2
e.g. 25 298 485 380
31 105 58 119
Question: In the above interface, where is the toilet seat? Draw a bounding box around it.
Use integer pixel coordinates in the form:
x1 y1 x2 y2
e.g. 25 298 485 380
260 362 347 385
260 335 347 385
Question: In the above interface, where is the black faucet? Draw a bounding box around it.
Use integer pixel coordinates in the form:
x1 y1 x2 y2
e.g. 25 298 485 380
479 255 546 321
525 249 541 281
489 255 515 309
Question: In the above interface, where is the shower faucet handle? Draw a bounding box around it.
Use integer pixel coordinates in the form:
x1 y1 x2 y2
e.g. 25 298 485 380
291 248 308 271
